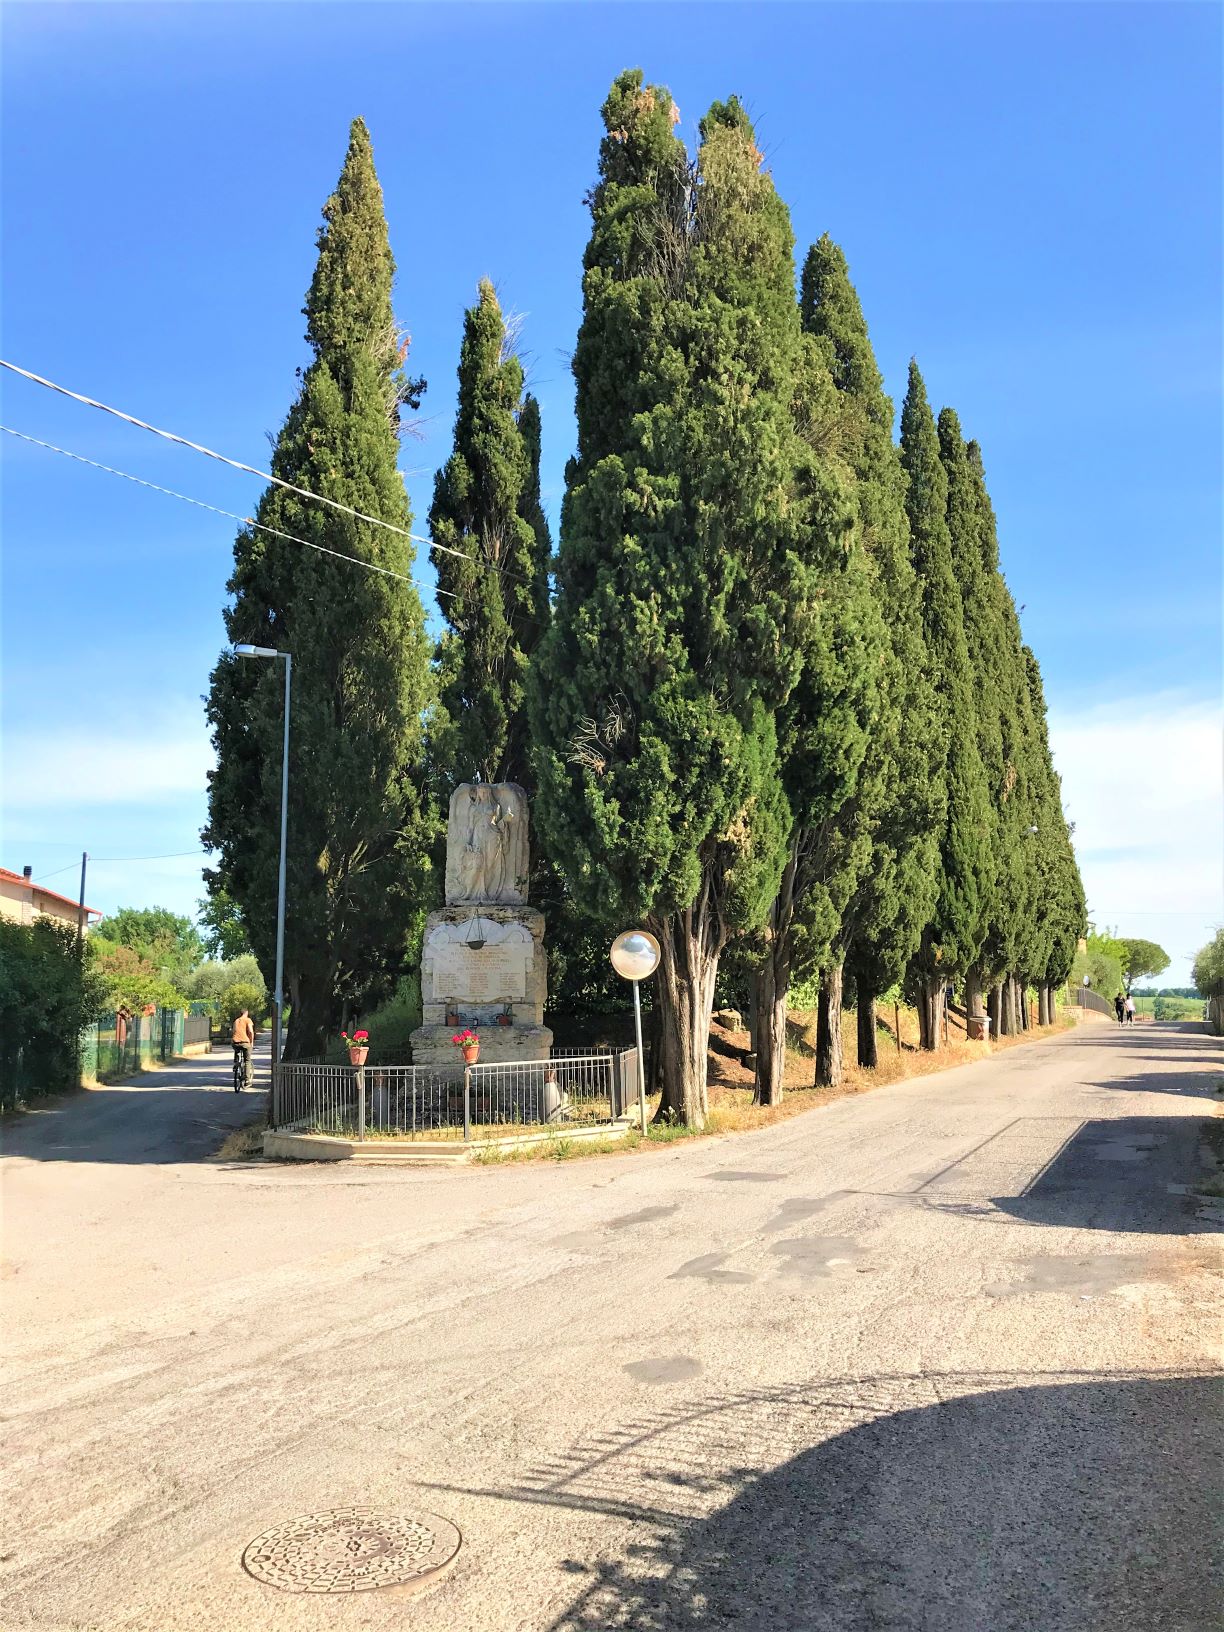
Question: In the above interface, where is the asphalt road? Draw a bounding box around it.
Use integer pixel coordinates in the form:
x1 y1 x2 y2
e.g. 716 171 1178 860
1 1039 270 1167
1 1019 1220 1631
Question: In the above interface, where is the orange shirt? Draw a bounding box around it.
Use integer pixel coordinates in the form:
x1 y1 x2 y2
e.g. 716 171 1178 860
231 1015 255 1046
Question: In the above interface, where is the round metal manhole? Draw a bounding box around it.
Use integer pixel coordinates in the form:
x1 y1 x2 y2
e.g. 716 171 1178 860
242 1506 461 1595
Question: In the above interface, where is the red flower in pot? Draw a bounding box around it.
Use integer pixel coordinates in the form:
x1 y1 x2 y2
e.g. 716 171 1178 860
452 1027 480 1065
341 1029 370 1066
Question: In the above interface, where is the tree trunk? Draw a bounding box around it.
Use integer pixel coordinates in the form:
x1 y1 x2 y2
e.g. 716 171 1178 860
284 964 334 1060
964 967 984 1020
1037 983 1051 1026
814 961 845 1087
987 983 1002 1038
1001 976 1020 1036
916 973 941 1051
857 993 878 1069
652 889 723 1129
646 997 664 1093
1018 979 1030 1030
754 848 797 1107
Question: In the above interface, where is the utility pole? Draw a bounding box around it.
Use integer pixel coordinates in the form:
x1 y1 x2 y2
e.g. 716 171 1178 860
77 852 88 952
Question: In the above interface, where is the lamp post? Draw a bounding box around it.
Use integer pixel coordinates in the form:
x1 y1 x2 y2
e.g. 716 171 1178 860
609 929 661 1135
234 643 291 1116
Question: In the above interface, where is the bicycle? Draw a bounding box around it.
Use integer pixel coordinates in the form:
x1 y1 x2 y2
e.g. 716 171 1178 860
232 1045 249 1093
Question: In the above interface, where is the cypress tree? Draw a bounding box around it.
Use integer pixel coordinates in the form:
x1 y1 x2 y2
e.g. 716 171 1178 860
1021 644 1085 1019
960 435 1046 1032
204 119 434 1058
939 410 1010 1022
901 363 990 1046
430 280 550 788
516 391 553 638
798 237 942 1078
531 74 800 1127
750 330 879 1103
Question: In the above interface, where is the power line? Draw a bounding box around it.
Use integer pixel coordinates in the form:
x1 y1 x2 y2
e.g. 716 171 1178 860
34 850 206 882
0 425 462 602
0 358 534 587
95 849 206 864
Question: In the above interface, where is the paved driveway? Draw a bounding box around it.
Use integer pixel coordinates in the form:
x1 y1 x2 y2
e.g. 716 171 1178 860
1 1020 1220 1630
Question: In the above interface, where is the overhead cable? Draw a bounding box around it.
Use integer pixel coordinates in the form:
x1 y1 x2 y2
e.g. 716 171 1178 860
0 358 534 587
0 425 460 600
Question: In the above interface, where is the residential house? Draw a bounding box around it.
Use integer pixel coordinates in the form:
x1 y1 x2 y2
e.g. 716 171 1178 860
0 865 101 930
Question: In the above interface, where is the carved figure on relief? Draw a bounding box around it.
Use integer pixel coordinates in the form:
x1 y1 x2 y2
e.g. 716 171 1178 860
445 783 529 905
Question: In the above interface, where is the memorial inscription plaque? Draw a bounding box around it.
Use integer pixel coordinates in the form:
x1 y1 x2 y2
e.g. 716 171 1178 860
432 943 528 1004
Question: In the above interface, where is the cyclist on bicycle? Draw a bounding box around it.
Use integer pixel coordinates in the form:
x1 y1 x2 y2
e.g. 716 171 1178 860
231 1008 255 1091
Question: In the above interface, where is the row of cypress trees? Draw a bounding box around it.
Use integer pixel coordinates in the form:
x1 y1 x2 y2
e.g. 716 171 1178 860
204 85 1083 1105
530 72 1084 1123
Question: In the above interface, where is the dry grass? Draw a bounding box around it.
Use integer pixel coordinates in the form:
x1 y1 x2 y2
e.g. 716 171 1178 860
215 1119 267 1160
698 1001 1075 1136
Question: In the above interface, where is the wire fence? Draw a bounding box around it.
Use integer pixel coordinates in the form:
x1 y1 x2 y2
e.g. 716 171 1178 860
80 1006 185 1082
274 1047 641 1141
183 1013 211 1048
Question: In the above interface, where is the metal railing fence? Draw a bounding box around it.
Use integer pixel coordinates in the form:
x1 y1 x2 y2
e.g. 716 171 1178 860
273 1047 640 1141
1069 987 1115 1017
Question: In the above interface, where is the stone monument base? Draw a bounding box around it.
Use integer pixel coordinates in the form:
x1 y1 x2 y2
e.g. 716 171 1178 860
410 903 552 1067
408 1020 553 1068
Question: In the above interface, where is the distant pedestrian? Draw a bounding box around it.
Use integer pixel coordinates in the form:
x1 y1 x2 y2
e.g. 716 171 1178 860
1114 994 1125 1024
1125 995 1136 1025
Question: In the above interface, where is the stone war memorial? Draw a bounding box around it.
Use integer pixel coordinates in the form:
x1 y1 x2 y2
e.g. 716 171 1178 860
410 783 553 1066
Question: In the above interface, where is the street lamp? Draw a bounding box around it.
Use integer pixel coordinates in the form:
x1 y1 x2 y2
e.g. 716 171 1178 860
234 643 291 1112
609 929 661 1135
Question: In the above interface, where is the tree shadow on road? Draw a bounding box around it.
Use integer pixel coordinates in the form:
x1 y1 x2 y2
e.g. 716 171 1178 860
428 1370 1220 1632
989 1114 1222 1237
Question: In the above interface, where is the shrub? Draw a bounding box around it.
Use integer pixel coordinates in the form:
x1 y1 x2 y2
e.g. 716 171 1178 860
220 982 266 1030
0 918 105 1108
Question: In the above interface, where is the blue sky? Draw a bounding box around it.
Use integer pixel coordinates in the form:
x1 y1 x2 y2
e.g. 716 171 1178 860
2 2 1220 983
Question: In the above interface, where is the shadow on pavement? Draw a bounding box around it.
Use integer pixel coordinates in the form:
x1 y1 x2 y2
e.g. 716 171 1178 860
434 1370 1219 1632
991 1114 1220 1237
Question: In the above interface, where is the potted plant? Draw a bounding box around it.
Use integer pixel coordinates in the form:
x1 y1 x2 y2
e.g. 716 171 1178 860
341 1029 370 1066
452 1027 480 1065
496 1011 512 1027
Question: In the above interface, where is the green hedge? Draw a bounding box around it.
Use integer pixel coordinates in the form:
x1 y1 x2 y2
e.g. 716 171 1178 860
0 918 102 1110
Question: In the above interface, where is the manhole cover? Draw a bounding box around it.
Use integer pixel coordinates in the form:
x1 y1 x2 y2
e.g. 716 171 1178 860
242 1506 461 1595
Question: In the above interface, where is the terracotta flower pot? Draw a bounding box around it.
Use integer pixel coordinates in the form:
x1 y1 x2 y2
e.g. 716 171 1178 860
496 1013 511 1027
462 1043 480 1065
348 1046 369 1066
